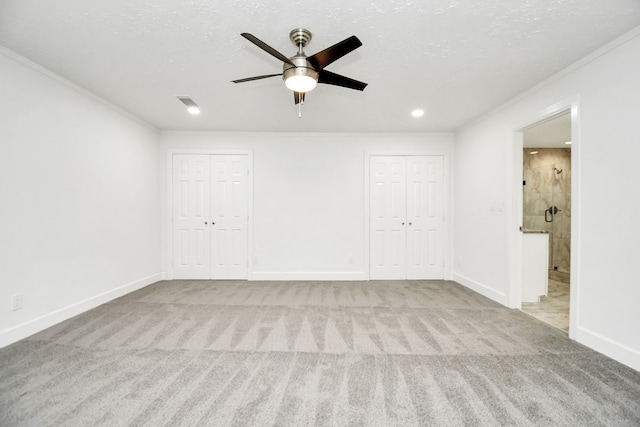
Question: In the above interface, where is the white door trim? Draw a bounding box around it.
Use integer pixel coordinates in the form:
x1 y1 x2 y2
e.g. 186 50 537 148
364 150 451 281
507 98 579 339
166 149 253 280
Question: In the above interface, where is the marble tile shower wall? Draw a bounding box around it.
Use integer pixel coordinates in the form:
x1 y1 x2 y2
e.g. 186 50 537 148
523 148 571 274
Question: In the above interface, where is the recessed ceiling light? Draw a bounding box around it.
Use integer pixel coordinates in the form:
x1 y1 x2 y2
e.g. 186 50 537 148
530 151 539 154
177 96 201 115
411 109 424 117
565 141 572 145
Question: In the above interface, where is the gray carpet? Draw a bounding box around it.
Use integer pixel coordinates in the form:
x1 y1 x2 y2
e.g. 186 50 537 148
1 280 639 426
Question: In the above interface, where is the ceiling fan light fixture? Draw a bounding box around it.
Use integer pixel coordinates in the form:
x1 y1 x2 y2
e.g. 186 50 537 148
285 74 318 92
283 55 319 93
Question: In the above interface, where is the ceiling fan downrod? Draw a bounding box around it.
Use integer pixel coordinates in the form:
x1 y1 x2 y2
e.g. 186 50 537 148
289 28 312 54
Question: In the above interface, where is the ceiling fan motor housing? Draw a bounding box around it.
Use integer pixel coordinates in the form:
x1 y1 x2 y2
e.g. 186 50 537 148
282 56 319 86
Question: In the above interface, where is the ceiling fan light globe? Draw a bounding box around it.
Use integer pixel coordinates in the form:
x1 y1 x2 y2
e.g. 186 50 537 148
285 75 317 92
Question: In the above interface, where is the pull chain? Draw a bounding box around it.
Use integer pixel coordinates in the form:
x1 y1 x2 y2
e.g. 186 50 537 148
297 39 304 118
299 40 303 118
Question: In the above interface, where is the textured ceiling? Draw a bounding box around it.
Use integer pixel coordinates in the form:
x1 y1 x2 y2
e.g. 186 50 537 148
1 0 639 132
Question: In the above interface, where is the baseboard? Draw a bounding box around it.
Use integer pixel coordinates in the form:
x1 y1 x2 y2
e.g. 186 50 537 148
452 273 509 306
0 273 163 348
452 274 640 372
250 271 368 281
574 326 640 372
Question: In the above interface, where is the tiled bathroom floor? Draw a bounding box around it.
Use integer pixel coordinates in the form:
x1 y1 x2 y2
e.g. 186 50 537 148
521 278 570 332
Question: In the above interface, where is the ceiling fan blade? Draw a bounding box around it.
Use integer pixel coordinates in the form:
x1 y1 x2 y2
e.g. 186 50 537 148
318 70 368 91
241 33 296 66
294 91 305 105
232 73 282 83
308 35 362 71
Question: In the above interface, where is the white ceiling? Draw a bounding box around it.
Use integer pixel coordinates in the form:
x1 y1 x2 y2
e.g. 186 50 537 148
1 1 639 132
523 110 572 148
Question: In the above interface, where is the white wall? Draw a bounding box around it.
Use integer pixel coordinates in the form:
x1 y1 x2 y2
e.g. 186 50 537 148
0 49 162 346
454 27 640 370
160 132 454 280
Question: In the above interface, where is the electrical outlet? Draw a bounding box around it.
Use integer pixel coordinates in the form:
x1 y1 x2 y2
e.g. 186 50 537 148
348 255 354 264
253 255 259 264
12 294 23 311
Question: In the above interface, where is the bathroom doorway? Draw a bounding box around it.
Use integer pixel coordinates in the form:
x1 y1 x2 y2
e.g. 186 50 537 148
520 110 572 332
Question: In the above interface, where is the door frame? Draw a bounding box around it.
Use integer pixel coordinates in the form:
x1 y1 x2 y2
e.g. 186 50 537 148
507 99 579 339
166 149 253 280
364 150 451 280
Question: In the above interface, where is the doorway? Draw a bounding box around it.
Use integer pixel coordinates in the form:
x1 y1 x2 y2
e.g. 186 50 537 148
519 110 572 332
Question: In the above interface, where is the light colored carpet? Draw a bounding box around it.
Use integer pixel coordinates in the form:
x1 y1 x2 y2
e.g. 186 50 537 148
1 280 639 426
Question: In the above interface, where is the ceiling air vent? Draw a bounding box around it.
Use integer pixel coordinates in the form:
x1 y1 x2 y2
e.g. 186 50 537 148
177 96 200 114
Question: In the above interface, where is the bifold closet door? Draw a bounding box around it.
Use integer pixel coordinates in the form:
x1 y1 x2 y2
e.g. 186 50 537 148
172 154 248 280
370 155 444 280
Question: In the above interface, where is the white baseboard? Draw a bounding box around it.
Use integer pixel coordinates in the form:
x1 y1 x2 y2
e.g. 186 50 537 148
452 273 509 306
574 326 640 372
0 273 163 348
250 271 368 281
452 273 640 372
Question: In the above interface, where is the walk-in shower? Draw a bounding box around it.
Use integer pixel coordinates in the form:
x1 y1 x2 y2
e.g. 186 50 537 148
547 164 566 271
522 149 572 275
545 167 563 222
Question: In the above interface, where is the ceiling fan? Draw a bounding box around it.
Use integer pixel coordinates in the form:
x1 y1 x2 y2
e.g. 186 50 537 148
232 28 367 106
